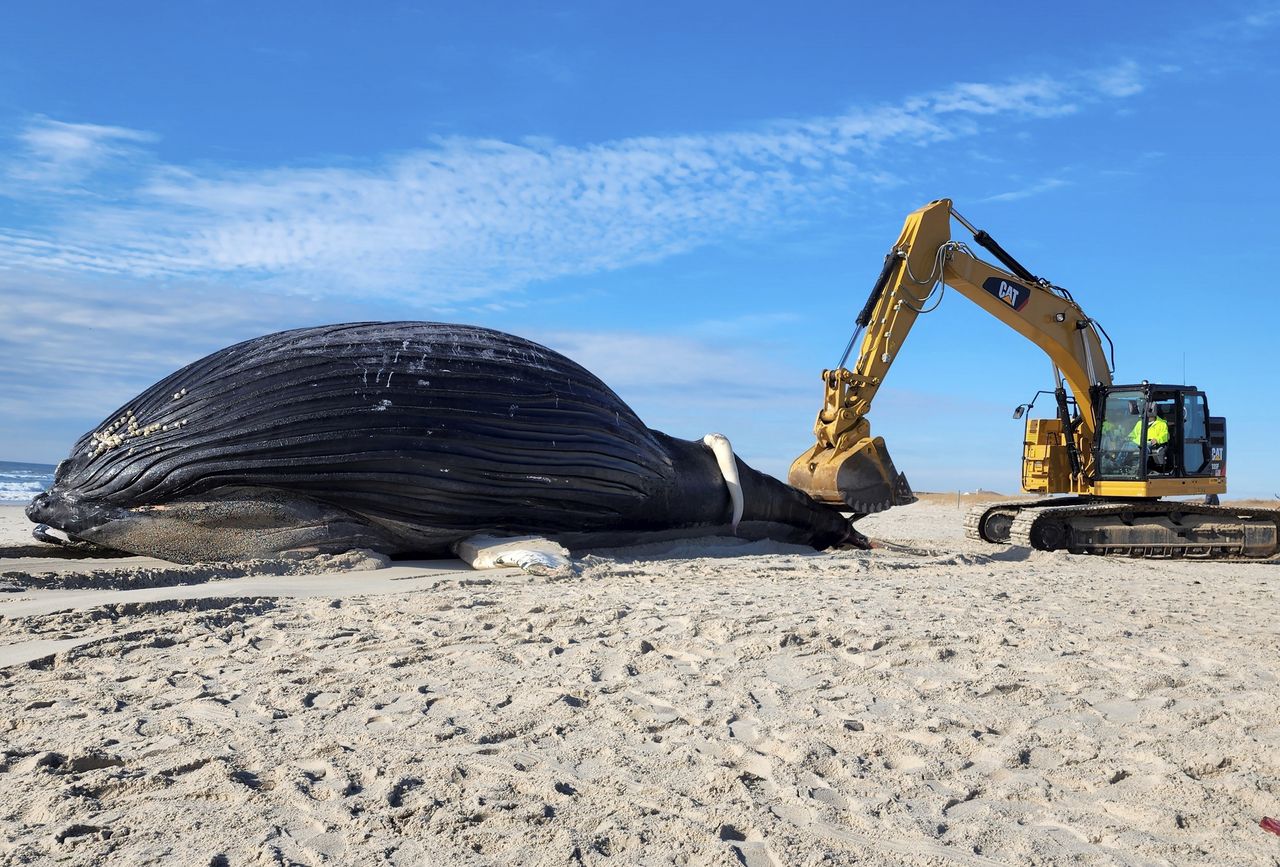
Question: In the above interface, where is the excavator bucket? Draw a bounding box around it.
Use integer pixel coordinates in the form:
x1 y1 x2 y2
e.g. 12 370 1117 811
788 435 916 516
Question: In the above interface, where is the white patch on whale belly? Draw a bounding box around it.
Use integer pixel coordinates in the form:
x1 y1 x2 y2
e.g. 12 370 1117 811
453 534 572 575
701 432 743 532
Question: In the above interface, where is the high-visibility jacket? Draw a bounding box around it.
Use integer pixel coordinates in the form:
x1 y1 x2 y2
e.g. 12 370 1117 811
1129 416 1169 445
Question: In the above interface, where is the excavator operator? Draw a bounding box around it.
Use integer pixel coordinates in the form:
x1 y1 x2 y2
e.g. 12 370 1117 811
1130 404 1170 447
1130 403 1171 473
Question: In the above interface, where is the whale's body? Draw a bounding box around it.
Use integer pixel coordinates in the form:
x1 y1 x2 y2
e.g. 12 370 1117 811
27 322 859 563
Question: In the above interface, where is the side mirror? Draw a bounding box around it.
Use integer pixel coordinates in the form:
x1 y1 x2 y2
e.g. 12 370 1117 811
1012 405 1028 420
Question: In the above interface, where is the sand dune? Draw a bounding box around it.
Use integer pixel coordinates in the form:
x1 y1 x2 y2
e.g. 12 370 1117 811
2 503 1278 865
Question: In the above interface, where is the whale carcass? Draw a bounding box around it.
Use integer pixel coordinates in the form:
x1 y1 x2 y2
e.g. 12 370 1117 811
26 322 864 563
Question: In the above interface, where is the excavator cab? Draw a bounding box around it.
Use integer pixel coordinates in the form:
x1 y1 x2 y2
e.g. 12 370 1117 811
1093 384 1225 483
1022 383 1226 496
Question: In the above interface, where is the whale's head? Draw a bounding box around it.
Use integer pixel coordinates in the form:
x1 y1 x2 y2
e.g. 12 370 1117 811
27 486 128 543
26 456 134 544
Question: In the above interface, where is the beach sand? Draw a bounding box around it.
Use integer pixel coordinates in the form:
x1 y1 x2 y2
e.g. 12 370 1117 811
1 501 1278 865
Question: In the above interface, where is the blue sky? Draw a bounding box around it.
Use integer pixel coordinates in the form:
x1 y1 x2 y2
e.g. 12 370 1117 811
2 1 1278 496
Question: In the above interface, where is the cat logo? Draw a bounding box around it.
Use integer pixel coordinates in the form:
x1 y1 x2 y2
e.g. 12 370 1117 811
981 277 1031 311
1211 447 1224 461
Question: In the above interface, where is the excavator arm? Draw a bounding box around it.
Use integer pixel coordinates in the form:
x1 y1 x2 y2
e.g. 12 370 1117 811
790 198 1113 511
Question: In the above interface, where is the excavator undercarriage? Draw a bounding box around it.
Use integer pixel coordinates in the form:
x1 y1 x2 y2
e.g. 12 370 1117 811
965 498 1280 559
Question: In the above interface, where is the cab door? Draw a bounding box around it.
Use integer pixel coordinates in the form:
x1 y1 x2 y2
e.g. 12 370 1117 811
1180 392 1211 475
1180 391 1226 478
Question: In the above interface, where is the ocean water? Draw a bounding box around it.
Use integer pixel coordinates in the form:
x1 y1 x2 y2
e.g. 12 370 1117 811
0 460 56 504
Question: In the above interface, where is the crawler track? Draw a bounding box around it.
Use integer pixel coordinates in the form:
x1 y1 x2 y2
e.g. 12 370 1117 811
964 498 1068 544
966 499 1280 559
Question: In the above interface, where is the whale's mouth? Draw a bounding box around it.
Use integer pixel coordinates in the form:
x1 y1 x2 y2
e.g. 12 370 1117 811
26 488 127 539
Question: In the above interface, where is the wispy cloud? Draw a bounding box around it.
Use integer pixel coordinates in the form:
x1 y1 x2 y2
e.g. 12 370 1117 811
7 117 155 185
0 65 1148 303
926 77 1077 117
1090 61 1145 98
980 177 1070 203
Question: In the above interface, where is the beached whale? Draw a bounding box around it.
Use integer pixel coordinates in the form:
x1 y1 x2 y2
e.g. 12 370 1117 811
26 322 864 565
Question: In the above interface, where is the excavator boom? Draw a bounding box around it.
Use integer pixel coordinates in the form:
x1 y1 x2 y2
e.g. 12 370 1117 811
790 198 1110 510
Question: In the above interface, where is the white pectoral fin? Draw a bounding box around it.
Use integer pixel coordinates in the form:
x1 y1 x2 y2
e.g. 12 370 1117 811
701 432 743 532
452 534 573 575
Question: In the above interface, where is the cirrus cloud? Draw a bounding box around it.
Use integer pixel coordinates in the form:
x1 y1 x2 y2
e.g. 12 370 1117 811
0 64 1149 303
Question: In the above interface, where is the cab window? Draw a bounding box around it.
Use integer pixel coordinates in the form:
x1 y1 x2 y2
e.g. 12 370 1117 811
1182 393 1210 474
1097 389 1144 478
1146 396 1177 475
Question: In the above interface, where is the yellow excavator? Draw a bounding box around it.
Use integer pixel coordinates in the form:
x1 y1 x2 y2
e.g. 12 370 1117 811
789 198 1280 558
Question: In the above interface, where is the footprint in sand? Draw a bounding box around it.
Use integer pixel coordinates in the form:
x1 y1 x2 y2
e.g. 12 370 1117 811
301 830 346 858
624 691 683 728
718 824 780 867
303 691 340 710
747 686 781 710
182 700 237 724
292 758 362 802
365 714 394 733
807 782 849 809
734 751 778 802
662 647 707 675
727 714 761 745
883 753 927 773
